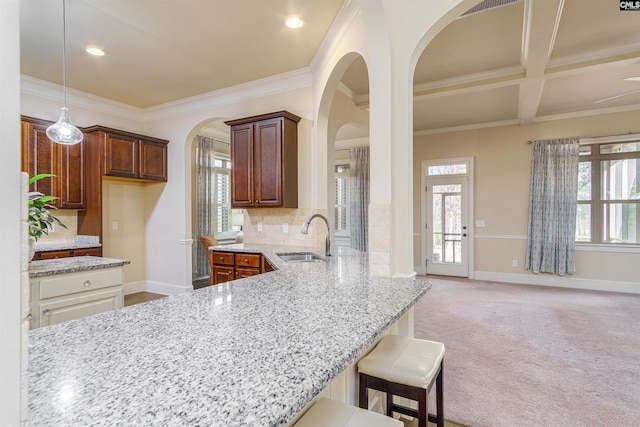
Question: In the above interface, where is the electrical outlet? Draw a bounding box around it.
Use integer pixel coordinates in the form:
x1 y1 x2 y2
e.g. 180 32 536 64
257 222 263 232
475 219 486 227
112 221 118 230
512 259 518 267
283 223 289 233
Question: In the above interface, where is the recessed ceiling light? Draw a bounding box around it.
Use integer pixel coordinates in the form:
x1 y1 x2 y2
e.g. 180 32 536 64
623 76 640 82
285 17 304 29
85 47 105 56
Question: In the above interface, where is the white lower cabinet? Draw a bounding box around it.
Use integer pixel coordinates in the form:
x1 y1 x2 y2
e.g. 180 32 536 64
30 268 124 329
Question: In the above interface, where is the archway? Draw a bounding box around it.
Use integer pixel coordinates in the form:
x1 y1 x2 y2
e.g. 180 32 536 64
184 117 245 288
320 53 370 250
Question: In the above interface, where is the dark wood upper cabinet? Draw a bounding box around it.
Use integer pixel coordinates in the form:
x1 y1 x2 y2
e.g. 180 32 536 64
21 117 86 209
83 126 168 183
140 139 168 181
105 134 139 179
225 111 300 208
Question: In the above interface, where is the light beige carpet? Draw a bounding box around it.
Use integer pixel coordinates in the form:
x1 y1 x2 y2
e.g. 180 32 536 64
413 276 640 427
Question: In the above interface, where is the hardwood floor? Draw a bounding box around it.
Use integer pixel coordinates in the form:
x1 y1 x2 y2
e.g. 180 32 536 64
124 292 166 307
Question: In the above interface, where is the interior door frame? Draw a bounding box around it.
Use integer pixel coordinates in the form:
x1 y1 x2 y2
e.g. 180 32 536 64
420 157 474 278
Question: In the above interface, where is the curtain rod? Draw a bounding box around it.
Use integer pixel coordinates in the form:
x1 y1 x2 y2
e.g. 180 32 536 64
527 131 640 144
196 135 229 144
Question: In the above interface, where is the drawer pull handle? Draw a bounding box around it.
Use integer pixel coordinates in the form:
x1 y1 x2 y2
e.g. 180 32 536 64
83 280 92 287
244 259 248 263
26 314 33 321
219 257 224 261
43 309 51 317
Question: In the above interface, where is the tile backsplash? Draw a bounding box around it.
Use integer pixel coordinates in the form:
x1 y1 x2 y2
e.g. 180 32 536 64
35 210 78 243
243 208 329 249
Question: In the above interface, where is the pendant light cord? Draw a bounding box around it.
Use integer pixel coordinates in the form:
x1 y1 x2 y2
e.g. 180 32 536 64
62 0 67 107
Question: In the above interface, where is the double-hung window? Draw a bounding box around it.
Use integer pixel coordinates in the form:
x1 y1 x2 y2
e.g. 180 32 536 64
577 140 640 244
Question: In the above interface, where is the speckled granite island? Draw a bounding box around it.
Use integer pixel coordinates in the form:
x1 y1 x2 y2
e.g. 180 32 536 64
29 245 430 426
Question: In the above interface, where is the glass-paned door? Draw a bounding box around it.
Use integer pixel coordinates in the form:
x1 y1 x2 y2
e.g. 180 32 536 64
426 176 469 276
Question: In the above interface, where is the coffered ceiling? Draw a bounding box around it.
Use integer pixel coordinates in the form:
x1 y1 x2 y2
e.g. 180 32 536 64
20 0 640 135
341 0 640 134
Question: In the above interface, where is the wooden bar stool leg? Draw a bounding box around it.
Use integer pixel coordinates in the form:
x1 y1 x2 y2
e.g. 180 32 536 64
359 373 369 410
386 390 394 417
436 361 444 427
418 388 428 427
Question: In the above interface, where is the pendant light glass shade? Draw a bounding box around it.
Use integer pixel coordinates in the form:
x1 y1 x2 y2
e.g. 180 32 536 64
46 0 83 145
46 107 84 145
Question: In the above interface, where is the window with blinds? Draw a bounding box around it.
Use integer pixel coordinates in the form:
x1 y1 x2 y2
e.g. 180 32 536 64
214 157 232 234
335 163 350 237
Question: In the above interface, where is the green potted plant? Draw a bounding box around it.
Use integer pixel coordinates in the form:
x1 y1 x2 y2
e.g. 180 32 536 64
28 173 67 260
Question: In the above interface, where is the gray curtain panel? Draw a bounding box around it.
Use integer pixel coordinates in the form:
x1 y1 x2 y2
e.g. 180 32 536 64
194 135 217 279
525 138 580 275
349 147 369 252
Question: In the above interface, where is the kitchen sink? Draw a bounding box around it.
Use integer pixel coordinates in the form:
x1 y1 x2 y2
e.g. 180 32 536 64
276 252 326 263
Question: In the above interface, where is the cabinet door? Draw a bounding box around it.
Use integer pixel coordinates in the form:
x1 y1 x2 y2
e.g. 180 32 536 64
140 139 168 181
230 123 254 207
212 266 235 285
38 287 122 327
104 135 139 178
22 121 61 208
254 118 283 207
235 267 260 280
59 140 86 209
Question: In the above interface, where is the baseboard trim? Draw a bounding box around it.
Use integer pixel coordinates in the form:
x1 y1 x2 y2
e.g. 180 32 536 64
145 281 192 296
474 271 640 294
123 281 145 295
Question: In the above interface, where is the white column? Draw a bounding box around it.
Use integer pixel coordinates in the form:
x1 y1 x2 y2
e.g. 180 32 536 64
0 0 27 424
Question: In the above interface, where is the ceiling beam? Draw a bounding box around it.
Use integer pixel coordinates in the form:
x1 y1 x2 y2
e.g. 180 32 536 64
517 0 565 125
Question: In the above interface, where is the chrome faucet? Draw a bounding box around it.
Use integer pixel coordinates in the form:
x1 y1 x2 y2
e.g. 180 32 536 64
301 213 331 257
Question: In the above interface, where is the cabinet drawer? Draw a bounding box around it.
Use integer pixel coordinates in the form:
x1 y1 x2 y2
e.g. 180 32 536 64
39 250 73 260
39 268 123 299
73 247 102 257
213 252 234 266
38 286 122 328
235 253 261 268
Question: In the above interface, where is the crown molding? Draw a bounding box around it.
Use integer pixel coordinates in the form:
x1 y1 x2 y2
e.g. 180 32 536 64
335 136 370 149
309 0 361 77
414 103 640 136
142 68 313 122
21 75 144 122
547 43 640 70
533 103 640 123
414 119 520 136
413 65 524 95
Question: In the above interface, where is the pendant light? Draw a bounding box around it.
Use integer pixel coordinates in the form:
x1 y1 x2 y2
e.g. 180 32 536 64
46 0 83 145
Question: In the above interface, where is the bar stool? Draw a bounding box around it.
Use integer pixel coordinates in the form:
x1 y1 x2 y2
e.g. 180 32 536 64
294 397 403 427
358 335 445 427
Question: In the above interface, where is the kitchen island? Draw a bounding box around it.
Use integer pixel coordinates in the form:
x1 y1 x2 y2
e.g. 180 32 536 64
28 245 430 426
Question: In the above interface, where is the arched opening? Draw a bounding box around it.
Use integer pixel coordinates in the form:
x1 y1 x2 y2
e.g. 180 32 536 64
321 54 370 251
185 118 245 289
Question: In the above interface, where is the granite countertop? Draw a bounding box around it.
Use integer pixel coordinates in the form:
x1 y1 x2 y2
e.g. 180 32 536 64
28 245 430 426
29 256 131 278
34 235 101 253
